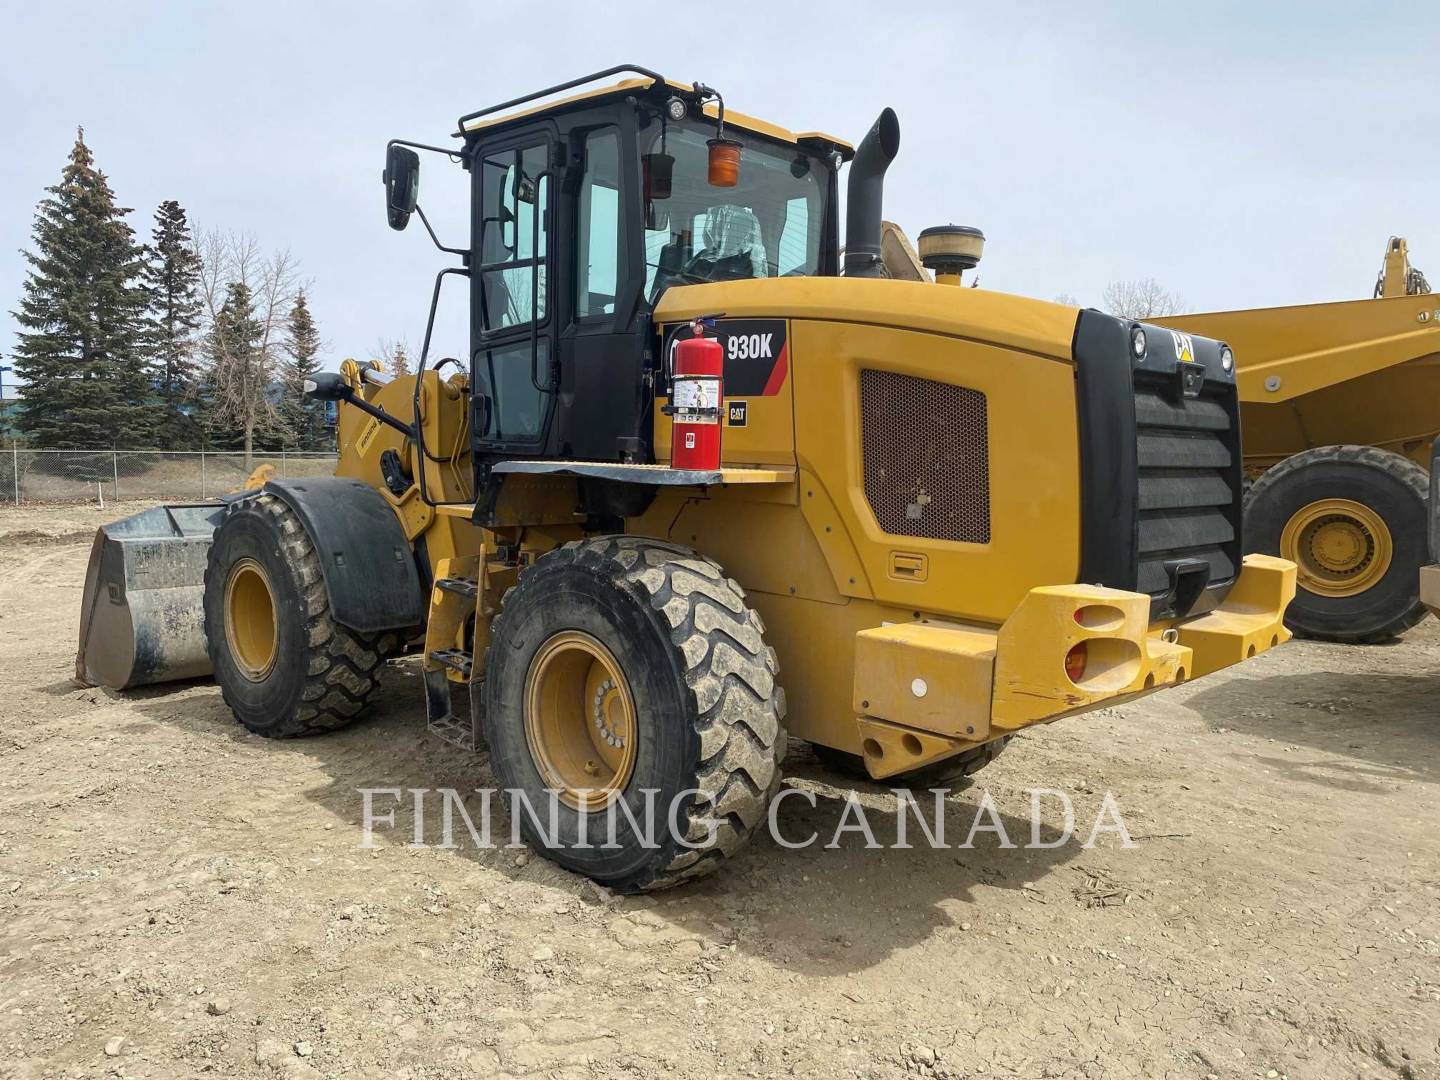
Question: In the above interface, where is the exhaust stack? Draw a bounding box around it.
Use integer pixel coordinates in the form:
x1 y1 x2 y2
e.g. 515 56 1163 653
843 108 900 278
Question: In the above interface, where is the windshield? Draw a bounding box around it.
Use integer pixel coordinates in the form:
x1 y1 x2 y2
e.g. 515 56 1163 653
643 122 825 304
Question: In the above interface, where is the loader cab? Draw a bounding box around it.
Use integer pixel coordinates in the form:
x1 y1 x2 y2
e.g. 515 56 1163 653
454 74 844 470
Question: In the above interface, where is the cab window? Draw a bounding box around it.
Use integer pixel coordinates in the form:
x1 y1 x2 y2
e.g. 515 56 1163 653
477 144 549 331
642 124 823 304
576 129 621 318
476 142 549 442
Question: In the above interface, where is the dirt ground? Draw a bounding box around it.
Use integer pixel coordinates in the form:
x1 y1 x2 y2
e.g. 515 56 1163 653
1 501 1436 1080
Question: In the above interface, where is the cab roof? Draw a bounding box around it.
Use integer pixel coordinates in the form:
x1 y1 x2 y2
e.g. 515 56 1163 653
457 70 854 158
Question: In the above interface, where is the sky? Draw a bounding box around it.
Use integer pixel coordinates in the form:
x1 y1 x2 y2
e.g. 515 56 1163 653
2 1 1437 388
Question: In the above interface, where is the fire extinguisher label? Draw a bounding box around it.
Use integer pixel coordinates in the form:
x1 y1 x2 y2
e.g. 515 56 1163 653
672 376 720 414
663 319 789 396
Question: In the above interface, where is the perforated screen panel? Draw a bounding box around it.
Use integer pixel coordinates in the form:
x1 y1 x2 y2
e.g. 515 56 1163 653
860 370 991 544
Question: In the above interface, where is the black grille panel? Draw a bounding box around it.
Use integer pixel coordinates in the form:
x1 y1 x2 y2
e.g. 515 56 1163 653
1134 372 1242 613
860 370 991 544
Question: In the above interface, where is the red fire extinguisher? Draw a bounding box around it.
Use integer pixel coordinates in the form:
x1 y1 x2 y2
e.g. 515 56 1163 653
669 317 724 470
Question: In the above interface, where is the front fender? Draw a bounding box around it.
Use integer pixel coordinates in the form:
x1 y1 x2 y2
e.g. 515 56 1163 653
262 477 425 634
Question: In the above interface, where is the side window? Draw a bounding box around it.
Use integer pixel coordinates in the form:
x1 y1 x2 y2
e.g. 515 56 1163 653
479 339 548 441
576 130 620 317
476 141 548 442
777 196 809 276
478 144 549 332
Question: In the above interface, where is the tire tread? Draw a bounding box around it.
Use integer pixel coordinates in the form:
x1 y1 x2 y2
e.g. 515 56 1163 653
486 535 786 891
206 493 397 737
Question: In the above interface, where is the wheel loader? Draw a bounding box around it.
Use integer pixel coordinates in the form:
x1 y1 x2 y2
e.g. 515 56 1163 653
76 66 1295 892
1153 237 1440 643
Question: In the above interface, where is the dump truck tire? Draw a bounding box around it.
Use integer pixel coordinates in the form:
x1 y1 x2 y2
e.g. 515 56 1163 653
1245 445 1429 643
203 493 398 737
483 536 786 893
813 737 1010 787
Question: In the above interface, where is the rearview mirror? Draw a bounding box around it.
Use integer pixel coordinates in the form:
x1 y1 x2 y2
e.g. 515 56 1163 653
384 145 420 231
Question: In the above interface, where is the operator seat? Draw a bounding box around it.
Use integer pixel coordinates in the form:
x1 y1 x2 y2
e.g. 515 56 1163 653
684 205 769 283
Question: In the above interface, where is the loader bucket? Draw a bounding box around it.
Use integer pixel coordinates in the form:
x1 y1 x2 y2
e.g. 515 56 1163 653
75 503 228 690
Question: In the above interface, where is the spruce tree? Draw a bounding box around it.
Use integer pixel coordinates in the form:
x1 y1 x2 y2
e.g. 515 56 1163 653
10 128 156 448
201 281 265 456
141 200 203 447
280 291 329 449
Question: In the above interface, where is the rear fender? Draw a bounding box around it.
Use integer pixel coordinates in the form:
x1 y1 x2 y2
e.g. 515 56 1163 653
261 477 425 634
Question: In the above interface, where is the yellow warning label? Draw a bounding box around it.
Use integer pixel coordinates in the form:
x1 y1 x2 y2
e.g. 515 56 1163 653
355 417 381 455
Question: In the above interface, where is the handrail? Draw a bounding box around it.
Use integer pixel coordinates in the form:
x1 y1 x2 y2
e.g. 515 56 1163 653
412 266 473 508
455 64 665 134
528 170 555 394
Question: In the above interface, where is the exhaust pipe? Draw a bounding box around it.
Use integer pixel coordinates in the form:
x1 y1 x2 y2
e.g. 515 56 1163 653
843 108 901 278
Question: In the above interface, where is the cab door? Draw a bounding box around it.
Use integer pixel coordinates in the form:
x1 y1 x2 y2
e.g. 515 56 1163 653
471 131 555 453
556 121 649 460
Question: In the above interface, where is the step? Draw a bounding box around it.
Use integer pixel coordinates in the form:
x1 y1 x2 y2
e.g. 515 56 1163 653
436 577 479 600
430 648 473 678
423 668 485 752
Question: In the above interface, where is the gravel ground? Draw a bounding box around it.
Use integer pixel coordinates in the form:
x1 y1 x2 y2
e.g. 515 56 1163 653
1 501 1436 1079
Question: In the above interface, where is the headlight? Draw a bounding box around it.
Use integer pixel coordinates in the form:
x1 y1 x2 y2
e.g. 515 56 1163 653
1130 326 1147 359
1220 347 1235 373
665 96 688 121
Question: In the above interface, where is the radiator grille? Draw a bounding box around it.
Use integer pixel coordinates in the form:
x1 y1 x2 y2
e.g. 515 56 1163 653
860 370 990 544
1133 374 1240 601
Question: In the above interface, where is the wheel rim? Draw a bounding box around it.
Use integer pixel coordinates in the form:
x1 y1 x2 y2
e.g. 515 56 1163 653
224 558 279 681
1280 498 1393 598
523 631 638 811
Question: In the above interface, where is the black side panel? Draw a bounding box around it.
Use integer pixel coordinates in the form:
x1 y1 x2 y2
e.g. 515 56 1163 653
1074 310 1140 591
263 478 425 634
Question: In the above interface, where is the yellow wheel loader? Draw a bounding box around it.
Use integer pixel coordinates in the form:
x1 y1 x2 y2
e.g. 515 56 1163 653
1155 238 1439 643
77 66 1294 892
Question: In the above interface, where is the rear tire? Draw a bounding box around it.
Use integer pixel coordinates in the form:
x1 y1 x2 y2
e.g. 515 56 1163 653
1245 445 1429 643
812 737 1011 788
483 536 786 893
203 493 398 737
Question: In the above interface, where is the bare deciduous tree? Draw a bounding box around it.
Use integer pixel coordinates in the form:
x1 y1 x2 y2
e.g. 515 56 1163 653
372 336 413 379
1052 292 1082 307
1101 278 1189 320
196 230 300 467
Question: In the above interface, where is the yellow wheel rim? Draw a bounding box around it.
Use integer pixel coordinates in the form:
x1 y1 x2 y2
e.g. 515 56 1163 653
1280 498 1393 598
224 558 279 681
523 631 638 811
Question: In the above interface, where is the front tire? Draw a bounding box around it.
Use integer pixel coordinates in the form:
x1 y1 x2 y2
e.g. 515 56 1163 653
1245 445 1429 643
483 536 786 893
203 493 397 737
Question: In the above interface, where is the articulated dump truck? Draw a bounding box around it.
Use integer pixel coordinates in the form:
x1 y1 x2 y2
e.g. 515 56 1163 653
1155 238 1439 643
76 66 1295 891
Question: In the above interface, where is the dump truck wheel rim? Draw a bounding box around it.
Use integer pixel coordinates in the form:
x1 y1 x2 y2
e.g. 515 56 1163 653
223 558 279 681
523 631 637 811
1281 498 1392 598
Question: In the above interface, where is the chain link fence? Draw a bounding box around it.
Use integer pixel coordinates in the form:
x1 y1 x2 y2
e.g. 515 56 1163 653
0 444 338 505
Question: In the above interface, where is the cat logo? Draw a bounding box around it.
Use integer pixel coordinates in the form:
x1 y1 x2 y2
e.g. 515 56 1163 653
1171 331 1196 364
727 401 748 427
